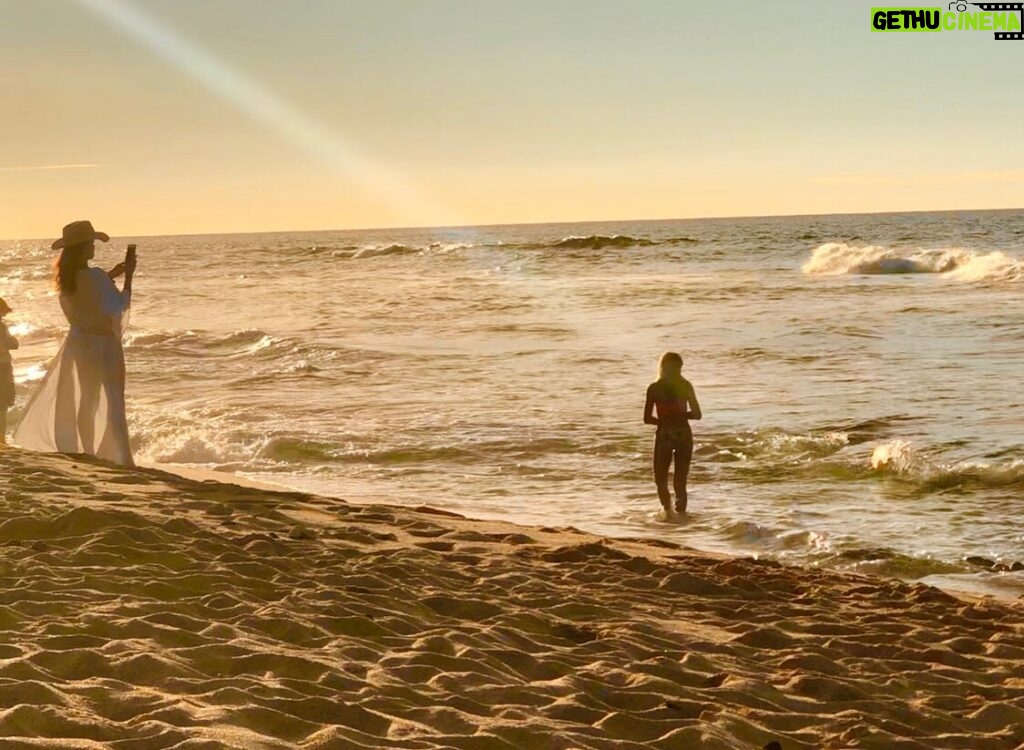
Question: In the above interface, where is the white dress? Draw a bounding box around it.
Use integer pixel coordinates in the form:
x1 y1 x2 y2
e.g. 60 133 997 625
15 267 134 466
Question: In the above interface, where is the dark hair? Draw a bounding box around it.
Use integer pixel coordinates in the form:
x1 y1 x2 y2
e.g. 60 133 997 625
54 244 89 295
659 351 683 378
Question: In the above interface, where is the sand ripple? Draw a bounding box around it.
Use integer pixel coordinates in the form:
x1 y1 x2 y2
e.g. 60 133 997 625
1 449 1023 748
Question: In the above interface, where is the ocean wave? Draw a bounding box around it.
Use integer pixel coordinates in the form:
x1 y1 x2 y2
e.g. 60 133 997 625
724 346 819 364
553 235 659 249
346 242 474 260
548 234 698 250
802 239 1019 280
140 432 239 465
283 360 321 374
830 549 966 578
870 440 1024 489
715 521 834 557
291 235 698 259
129 406 342 470
215 329 277 354
126 328 282 358
944 250 1024 282
802 243 968 275
350 243 421 259
707 428 1024 491
131 418 258 468
258 436 340 462
125 329 202 348
802 242 1023 281
4 321 63 343
703 428 850 465
823 546 1023 579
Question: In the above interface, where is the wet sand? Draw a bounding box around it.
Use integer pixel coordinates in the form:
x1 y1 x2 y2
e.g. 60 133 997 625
1 447 1022 749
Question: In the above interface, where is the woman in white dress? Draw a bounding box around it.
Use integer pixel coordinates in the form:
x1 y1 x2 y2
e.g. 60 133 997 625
15 220 137 467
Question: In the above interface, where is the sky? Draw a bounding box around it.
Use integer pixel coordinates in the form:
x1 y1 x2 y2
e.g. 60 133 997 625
1 0 1022 239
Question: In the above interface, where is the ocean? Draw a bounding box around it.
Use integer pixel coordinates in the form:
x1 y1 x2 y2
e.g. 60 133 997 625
3 209 1023 595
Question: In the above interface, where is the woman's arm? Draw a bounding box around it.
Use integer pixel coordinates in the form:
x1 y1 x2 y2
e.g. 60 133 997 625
643 386 658 425
686 383 702 420
122 250 136 297
90 267 130 317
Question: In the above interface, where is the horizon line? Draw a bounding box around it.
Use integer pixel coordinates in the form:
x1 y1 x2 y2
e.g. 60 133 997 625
3 204 1022 243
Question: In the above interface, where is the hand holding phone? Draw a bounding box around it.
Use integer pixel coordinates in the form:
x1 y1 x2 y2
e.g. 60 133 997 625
125 244 138 276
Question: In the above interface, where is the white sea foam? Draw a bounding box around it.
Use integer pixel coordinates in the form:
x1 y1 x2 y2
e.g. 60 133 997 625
871 440 918 474
871 440 1024 488
347 242 474 260
945 250 1024 282
712 428 850 463
802 242 1022 281
133 421 256 466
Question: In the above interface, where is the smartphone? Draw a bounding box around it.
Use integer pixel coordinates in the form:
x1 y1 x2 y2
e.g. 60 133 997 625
127 243 137 260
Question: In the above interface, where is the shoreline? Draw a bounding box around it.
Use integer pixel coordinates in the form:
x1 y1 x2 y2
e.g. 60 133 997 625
3 446 1022 748
151 460 1024 605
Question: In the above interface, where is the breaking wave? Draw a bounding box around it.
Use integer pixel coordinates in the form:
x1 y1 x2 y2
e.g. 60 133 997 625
345 242 474 260
701 424 1024 492
870 440 1024 490
549 234 698 250
256 235 700 259
802 242 1024 281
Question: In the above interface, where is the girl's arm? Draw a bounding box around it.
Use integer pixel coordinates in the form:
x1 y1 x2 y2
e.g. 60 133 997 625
643 386 658 425
686 383 702 420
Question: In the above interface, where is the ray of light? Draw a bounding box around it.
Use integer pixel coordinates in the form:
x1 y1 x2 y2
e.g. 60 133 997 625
74 0 455 227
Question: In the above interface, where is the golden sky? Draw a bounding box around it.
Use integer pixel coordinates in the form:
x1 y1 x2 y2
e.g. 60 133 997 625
2 1 1022 239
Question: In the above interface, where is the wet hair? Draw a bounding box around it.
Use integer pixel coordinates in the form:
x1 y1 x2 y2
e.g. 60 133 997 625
659 351 683 379
54 243 89 295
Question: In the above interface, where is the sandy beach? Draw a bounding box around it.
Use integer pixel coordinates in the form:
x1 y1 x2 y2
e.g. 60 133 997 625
0 448 1019 749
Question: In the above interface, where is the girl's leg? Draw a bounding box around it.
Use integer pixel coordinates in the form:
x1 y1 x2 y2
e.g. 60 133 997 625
652 434 673 512
673 433 694 513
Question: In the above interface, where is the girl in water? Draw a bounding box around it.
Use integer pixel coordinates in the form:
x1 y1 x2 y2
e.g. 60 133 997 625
643 351 702 515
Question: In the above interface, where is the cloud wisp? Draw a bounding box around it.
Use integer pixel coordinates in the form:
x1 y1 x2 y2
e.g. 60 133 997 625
0 163 103 172
809 171 1024 188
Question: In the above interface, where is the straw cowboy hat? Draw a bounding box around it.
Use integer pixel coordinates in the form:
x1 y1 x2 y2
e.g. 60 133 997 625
51 220 110 250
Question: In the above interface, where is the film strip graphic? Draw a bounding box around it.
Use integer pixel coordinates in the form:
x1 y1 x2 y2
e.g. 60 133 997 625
968 2 1024 38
